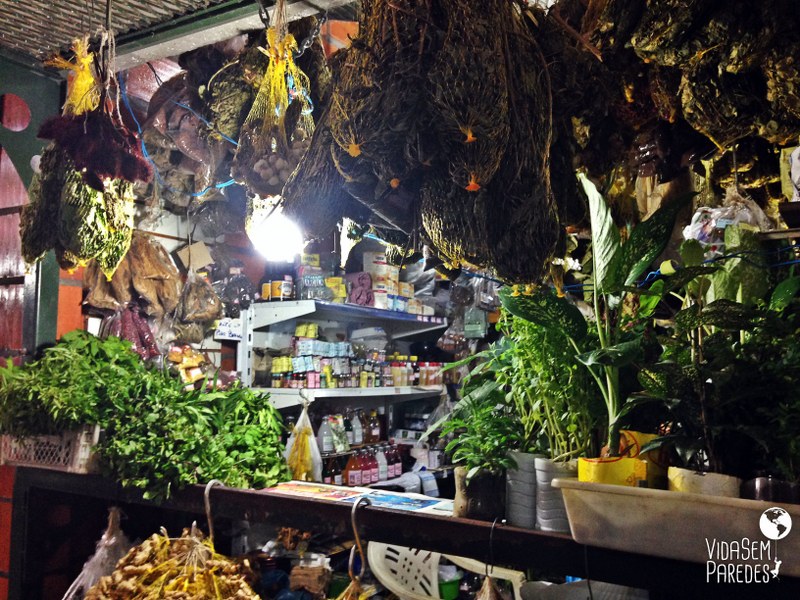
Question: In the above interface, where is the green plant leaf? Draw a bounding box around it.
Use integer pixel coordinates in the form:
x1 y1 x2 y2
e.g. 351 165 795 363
577 338 642 368
498 286 587 340
698 299 766 331
580 173 621 293
620 193 694 287
638 279 664 319
663 265 719 295
770 276 800 312
680 239 705 267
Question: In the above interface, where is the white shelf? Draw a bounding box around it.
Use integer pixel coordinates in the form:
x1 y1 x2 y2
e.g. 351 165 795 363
252 385 444 409
248 300 447 338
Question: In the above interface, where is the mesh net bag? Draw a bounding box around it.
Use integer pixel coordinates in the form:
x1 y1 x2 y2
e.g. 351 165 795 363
426 0 510 193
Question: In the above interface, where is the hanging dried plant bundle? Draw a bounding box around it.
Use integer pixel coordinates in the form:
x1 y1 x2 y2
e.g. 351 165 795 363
762 45 800 144
21 145 135 279
420 176 490 267
629 0 710 66
485 13 560 283
581 0 645 56
39 108 152 192
44 36 101 117
426 0 510 192
282 109 372 238
680 60 761 150
232 3 316 197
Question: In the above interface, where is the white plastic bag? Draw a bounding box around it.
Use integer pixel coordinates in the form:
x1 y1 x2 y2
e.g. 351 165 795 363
284 402 323 482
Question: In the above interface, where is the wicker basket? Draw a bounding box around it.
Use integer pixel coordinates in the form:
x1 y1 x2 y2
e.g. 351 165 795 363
0 424 100 473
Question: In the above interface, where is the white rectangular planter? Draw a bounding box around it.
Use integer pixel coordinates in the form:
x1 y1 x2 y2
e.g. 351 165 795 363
553 478 800 577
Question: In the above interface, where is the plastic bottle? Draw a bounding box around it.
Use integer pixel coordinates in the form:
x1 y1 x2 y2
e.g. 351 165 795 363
405 359 414 388
376 445 388 481
368 410 381 443
358 410 370 443
410 356 420 386
351 409 364 445
317 415 333 454
344 452 362 487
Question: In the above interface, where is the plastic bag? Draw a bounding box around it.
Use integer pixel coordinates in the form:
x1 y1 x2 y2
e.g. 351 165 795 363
61 507 132 600
179 272 223 323
682 186 773 258
285 403 322 482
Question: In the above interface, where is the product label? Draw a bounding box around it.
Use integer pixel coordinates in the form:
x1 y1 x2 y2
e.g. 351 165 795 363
348 470 362 486
334 474 343 486
323 476 332 484
371 467 379 483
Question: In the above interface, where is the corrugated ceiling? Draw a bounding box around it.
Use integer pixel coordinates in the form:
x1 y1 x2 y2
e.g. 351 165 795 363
0 0 235 63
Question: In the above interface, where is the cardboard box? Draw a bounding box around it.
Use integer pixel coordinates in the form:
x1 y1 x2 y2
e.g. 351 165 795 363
177 241 214 271
372 290 390 310
399 282 414 298
363 251 387 267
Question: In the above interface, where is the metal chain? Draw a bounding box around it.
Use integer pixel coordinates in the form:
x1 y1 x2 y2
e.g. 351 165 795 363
294 11 328 58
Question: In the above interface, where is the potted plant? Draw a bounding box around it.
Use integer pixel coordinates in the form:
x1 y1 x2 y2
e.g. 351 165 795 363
500 174 692 485
433 363 521 521
635 243 790 496
495 311 600 530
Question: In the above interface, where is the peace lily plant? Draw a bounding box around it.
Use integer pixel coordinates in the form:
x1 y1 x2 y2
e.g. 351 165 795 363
500 174 693 457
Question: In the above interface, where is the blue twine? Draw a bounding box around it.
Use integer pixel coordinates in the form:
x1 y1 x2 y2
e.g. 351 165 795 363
118 71 237 199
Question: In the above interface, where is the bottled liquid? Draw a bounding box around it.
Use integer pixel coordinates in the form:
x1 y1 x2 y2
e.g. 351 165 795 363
376 445 388 481
344 452 362 487
391 362 401 387
344 412 354 445
358 410 370 442
368 410 381 443
323 459 334 484
329 457 343 486
317 415 333 454
351 409 364 445
410 356 420 386
365 450 379 484
388 444 401 478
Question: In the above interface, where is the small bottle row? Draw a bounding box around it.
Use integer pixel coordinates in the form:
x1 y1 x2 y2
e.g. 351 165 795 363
322 444 403 487
269 355 444 389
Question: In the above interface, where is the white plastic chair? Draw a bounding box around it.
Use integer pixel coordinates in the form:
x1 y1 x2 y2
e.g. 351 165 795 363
367 542 526 600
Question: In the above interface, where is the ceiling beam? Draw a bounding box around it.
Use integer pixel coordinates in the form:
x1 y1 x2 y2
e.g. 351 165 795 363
115 0 354 71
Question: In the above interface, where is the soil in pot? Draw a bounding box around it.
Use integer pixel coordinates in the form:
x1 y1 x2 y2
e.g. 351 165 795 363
453 466 506 521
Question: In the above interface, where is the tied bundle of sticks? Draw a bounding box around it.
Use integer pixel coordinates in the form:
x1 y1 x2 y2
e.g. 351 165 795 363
233 0 315 196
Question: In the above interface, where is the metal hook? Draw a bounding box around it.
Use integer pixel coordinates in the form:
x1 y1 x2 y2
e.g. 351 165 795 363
256 0 271 27
348 497 372 582
486 517 501 578
204 479 224 544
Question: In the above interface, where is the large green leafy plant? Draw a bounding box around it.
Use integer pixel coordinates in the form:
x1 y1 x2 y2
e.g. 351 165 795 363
496 311 600 461
638 272 800 477
500 175 693 456
0 330 146 435
100 372 290 500
0 331 290 500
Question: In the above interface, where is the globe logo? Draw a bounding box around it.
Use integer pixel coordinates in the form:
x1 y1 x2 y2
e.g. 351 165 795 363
760 507 793 541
